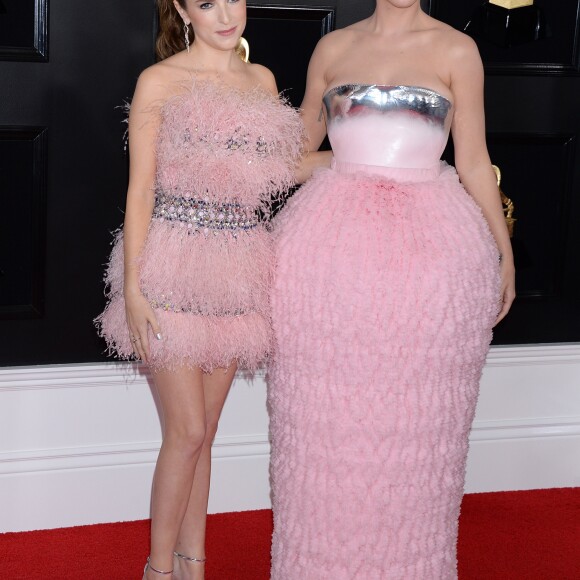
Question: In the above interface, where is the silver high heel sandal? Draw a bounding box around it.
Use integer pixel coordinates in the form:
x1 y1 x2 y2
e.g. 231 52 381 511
143 556 173 578
174 551 207 565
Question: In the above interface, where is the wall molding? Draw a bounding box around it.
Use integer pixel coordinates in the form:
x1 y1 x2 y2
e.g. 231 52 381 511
3 343 578 390
0 363 266 392
0 362 149 392
0 436 271 477
1 343 579 531
470 416 580 441
483 344 580 366
2 417 579 476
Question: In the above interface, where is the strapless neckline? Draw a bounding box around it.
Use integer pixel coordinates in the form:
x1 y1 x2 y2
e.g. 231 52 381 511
323 83 453 170
324 84 453 107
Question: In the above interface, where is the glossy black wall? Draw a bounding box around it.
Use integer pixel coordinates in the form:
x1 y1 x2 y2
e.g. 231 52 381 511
427 0 580 344
0 1 156 365
0 0 373 366
0 0 579 366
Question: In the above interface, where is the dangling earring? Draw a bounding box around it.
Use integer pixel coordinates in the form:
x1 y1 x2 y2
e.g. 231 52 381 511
184 21 190 53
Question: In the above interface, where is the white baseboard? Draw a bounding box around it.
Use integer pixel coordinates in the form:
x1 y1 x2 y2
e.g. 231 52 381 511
464 344 580 493
1 344 579 532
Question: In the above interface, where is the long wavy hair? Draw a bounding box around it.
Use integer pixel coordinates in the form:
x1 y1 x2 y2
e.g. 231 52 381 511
156 0 191 61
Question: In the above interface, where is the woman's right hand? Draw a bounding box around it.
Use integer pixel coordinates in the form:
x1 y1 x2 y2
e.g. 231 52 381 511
124 289 162 363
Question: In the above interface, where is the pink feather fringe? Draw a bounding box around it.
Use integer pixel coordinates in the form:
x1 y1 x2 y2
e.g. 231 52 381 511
96 79 304 372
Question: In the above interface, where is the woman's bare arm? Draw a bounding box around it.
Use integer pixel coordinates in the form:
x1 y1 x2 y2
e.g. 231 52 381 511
123 66 166 360
294 34 340 183
301 34 334 152
449 34 515 324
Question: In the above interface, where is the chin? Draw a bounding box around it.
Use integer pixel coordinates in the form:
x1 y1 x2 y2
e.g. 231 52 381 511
218 36 242 52
382 0 419 8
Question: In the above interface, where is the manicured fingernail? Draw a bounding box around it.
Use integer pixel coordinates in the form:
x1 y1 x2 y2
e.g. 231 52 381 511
156 333 163 340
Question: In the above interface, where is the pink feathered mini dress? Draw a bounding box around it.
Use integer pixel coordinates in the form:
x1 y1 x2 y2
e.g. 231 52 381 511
96 79 303 371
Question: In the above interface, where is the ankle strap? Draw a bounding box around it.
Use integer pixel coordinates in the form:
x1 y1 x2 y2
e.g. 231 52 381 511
146 556 174 575
174 551 207 563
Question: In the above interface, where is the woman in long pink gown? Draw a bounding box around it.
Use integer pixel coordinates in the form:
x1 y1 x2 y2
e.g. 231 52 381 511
269 1 515 578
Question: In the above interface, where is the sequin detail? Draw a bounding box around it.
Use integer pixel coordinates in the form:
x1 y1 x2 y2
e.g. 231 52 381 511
146 292 252 316
184 124 272 157
152 192 259 232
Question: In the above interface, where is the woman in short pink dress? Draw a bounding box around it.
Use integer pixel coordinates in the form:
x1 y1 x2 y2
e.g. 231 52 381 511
96 1 302 577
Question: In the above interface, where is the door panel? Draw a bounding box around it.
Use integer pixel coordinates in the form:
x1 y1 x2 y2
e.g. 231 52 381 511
245 6 335 107
0 1 156 365
0 126 47 319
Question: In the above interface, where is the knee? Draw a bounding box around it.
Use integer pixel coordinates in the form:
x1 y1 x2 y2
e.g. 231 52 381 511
165 423 207 459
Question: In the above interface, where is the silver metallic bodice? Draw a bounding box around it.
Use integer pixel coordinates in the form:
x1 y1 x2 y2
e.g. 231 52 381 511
323 84 453 169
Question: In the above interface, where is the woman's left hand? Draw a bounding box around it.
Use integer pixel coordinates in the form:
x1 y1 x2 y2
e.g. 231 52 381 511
495 258 516 326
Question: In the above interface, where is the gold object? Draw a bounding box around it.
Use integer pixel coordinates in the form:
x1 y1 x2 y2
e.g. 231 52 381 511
489 0 534 9
492 165 516 237
236 37 250 62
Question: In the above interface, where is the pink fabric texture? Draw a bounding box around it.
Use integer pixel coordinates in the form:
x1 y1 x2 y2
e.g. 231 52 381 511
96 79 303 371
269 159 500 578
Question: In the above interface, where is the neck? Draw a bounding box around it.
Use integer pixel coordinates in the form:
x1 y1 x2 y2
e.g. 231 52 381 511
369 1 423 34
188 41 240 74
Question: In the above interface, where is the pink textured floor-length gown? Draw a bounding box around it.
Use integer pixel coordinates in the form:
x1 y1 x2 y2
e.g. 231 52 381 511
96 79 302 371
269 85 500 578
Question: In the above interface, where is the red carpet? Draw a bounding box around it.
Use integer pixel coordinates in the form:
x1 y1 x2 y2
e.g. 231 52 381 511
1 488 578 579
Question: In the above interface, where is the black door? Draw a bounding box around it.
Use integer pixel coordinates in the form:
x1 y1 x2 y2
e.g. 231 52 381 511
0 0 155 365
1 0 578 367
427 0 580 344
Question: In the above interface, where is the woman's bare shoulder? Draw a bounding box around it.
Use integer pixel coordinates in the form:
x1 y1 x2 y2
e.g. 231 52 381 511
136 58 187 93
425 19 480 59
307 27 358 74
314 27 358 53
246 62 278 95
135 55 211 104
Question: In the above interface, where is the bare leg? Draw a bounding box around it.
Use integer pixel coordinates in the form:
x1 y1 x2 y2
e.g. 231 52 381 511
173 363 238 580
145 367 206 579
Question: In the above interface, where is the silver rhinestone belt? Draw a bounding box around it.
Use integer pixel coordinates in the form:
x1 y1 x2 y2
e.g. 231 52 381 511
147 294 251 316
152 192 260 231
